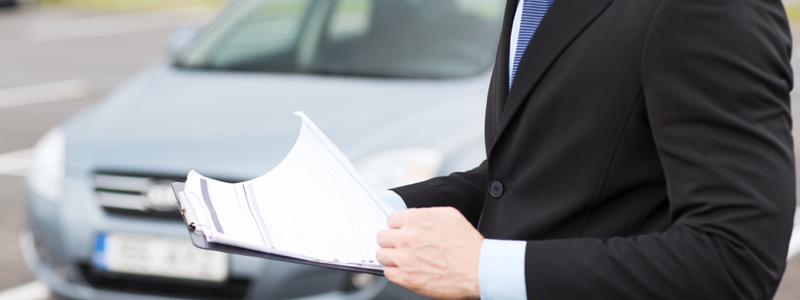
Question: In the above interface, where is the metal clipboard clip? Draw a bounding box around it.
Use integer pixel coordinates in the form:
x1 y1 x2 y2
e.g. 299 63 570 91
174 185 214 235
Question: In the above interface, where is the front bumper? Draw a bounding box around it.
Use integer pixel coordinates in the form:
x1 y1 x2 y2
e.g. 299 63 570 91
21 228 397 300
21 174 414 300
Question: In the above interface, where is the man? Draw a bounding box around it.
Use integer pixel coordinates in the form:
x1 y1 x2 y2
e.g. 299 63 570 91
375 0 795 299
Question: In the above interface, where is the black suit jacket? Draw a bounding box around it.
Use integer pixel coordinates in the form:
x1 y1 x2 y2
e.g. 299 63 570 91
393 0 795 298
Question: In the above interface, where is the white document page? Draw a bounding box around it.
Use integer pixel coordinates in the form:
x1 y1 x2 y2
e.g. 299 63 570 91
181 112 395 269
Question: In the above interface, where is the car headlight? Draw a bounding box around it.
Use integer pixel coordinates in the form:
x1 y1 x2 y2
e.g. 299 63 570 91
354 148 443 191
27 128 65 201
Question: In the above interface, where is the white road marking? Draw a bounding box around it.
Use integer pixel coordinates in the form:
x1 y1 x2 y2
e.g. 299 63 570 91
788 207 800 260
26 6 213 43
0 149 32 177
0 281 50 300
0 79 89 110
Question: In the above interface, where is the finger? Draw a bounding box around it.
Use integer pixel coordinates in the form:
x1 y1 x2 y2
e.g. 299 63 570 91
375 248 399 267
383 267 406 286
387 209 411 229
376 229 400 248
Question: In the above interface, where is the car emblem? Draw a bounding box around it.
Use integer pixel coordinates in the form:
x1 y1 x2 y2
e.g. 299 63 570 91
144 181 179 211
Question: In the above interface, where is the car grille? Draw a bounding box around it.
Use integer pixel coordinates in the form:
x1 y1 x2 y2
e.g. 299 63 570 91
93 173 184 220
78 263 249 299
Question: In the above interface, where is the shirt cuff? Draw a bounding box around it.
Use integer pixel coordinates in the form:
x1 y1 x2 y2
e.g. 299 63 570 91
479 239 528 300
377 190 407 210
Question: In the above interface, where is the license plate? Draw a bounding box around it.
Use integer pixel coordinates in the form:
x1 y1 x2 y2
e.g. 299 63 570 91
92 233 228 282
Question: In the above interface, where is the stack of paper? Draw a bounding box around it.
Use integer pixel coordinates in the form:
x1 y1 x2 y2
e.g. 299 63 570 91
177 112 395 271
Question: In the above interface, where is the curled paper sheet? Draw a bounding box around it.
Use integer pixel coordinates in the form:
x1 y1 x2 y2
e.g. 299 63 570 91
177 112 395 271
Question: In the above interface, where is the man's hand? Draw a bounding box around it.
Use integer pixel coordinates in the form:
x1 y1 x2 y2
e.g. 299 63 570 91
376 207 484 299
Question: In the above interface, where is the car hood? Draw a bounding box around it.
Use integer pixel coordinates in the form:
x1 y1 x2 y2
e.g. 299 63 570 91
64 64 489 180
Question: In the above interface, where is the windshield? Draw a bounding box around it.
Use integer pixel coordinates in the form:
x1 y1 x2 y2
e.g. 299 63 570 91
177 0 505 79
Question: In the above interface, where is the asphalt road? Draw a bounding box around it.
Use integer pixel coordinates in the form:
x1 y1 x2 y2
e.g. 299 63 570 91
0 4 799 300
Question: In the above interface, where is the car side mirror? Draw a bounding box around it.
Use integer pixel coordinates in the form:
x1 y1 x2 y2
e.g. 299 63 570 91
166 25 201 61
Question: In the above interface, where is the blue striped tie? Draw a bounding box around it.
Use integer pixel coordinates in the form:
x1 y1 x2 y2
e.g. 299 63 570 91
511 0 553 87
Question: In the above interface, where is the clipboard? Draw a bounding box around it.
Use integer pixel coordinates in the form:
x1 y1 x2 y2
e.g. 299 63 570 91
172 182 384 276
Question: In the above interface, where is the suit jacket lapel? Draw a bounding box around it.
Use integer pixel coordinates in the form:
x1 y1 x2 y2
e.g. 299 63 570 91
490 0 613 153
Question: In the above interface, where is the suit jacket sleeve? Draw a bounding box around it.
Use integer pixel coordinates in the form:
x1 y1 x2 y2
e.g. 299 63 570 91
522 0 794 299
392 160 488 226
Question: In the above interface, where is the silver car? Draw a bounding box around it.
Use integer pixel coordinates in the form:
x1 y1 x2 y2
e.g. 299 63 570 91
22 0 503 299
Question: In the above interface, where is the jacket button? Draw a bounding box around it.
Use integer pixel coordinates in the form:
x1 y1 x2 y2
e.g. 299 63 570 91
488 180 504 198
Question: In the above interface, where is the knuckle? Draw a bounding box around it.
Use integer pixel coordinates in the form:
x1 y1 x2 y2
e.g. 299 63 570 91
387 212 400 223
414 208 428 216
395 251 411 267
403 212 416 223
392 252 405 266
398 231 417 246
388 211 408 228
